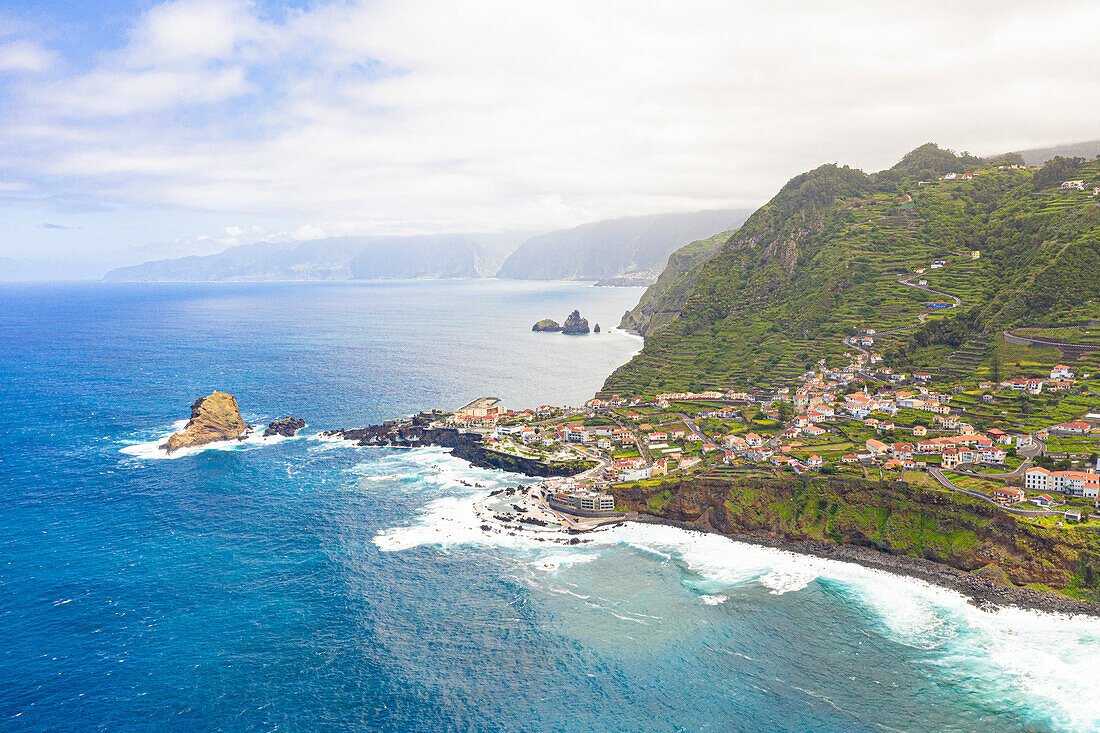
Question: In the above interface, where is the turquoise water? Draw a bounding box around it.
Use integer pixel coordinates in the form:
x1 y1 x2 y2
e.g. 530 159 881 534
2 280 1098 732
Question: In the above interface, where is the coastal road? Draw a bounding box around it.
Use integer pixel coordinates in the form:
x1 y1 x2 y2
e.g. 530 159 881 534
1003 330 1100 351
572 444 610 480
928 467 1058 517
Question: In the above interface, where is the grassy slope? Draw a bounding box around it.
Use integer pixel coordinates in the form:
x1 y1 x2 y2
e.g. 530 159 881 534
603 147 1100 397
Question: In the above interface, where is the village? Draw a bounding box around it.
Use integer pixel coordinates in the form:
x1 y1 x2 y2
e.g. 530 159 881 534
423 170 1100 533
433 340 1100 532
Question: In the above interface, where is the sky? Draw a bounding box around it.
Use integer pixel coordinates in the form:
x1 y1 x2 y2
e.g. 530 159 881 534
1 0 1099 279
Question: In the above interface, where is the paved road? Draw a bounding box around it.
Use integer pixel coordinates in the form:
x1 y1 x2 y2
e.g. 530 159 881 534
605 410 651 462
573 444 610 480
948 436 1045 480
929 466 1059 517
897 272 963 306
1003 330 1100 351
676 412 712 443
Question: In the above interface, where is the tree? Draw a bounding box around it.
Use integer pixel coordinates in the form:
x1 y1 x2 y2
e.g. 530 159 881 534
777 401 794 422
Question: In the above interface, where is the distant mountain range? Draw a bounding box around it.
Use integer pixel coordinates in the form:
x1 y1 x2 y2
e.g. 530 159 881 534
104 209 751 283
104 233 523 282
495 209 750 282
1006 140 1100 166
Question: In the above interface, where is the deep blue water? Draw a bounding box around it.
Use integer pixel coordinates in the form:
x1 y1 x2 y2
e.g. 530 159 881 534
2 280 1098 733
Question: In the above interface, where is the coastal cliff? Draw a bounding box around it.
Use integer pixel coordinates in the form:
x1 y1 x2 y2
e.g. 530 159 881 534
613 475 1100 612
325 420 594 477
161 392 250 453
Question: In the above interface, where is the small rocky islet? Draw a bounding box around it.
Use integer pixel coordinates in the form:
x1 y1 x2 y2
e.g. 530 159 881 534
160 391 251 453
265 416 307 437
532 309 596 335
159 391 305 453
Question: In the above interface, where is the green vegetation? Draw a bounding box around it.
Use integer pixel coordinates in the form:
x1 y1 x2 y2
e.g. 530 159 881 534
602 145 1100 397
619 230 733 336
613 474 1100 599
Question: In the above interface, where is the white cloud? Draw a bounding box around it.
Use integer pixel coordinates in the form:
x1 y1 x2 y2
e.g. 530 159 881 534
0 39 55 72
2 0 1100 239
126 0 259 66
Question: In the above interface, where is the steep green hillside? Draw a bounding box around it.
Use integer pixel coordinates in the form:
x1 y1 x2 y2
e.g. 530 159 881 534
618 230 732 336
603 145 1100 396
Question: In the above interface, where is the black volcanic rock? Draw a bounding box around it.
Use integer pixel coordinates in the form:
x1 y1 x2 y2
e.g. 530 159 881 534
561 310 590 335
594 323 601 333
321 423 591 477
532 318 562 332
264 417 306 437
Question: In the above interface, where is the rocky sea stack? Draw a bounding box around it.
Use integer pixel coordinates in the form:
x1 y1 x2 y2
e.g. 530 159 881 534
264 416 306 438
531 318 562 332
561 310 590 335
160 391 251 453
593 323 600 333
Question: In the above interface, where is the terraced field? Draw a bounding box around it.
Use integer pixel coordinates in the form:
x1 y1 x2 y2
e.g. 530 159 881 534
948 389 1100 431
605 150 1100 397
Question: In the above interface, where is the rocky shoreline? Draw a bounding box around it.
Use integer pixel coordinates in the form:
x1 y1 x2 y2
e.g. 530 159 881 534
628 513 1100 617
322 419 593 477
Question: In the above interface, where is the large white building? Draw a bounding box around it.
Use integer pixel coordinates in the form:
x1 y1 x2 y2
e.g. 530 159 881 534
1024 467 1100 498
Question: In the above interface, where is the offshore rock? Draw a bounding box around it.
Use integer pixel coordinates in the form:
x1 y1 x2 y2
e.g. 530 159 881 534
593 323 601 333
532 318 562 332
160 391 251 453
264 416 306 437
561 310 590 335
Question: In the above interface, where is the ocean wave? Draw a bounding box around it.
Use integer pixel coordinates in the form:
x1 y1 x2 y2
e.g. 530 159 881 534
351 445 520 495
373 450 1100 730
598 522 1100 732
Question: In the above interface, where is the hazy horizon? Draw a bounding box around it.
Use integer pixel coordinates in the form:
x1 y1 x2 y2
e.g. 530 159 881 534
1 0 1098 278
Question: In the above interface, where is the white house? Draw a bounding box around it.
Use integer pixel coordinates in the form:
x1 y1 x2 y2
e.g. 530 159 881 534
1050 365 1075 380
980 448 1007 465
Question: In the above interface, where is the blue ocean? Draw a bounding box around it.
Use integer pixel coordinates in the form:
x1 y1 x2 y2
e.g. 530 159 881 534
2 280 1099 733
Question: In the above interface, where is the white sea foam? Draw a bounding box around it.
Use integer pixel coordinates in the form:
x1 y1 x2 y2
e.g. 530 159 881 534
595 522 1100 731
119 419 304 460
608 327 644 357
374 452 1100 731
532 553 598 572
757 569 817 595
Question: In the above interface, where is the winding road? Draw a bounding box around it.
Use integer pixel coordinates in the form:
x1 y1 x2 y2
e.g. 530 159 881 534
928 466 1060 518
